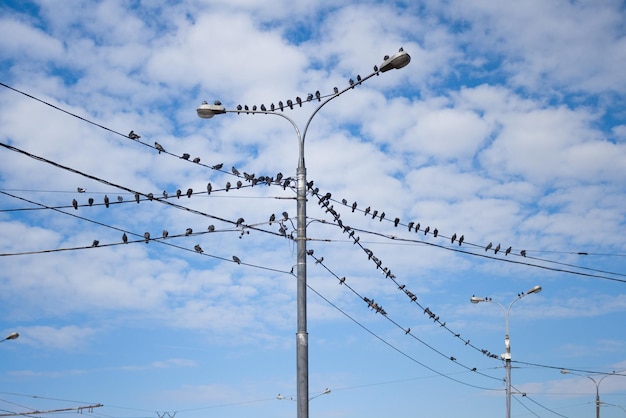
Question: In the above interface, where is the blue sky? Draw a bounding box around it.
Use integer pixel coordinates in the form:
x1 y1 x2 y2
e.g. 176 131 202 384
1 1 625 418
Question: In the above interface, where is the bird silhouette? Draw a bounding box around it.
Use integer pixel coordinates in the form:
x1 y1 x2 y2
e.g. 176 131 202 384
287 99 293 109
72 199 78 210
269 213 275 224
260 104 266 111
351 202 357 212
181 153 190 160
186 188 193 198
206 183 212 194
147 193 154 201
296 97 302 107
252 105 257 111
333 86 339 94
373 64 379 72
207 225 215 232
144 232 150 243
194 244 203 253
88 197 94 206
379 212 385 222
315 90 321 101
270 103 275 111
117 196 123 202
415 222 420 232
520 250 527 257
193 157 200 163
185 228 192 236
236 180 242 189
349 79 355 87
176 189 182 199
458 235 464 246
122 233 128 243
236 217 245 227
451 233 457 243
505 246 512 256
212 163 223 170
282 211 289 220
155 142 165 153
433 228 438 237
232 255 241 264
225 182 231 191
162 230 169 238
394 218 400 227
104 195 110 208
357 74 362 82
128 130 140 139
424 226 430 235
371 209 378 219
494 244 501 254
92 240 99 247
278 101 284 111
232 166 240 176
236 104 242 113
485 242 493 251
135 193 140 203
408 221 414 231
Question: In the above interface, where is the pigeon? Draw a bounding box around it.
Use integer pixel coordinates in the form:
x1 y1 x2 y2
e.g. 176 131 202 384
232 166 240 176
92 240 99 247
206 183 212 194
236 104 242 113
162 191 168 198
162 230 169 238
176 189 182 199
394 218 400 227
282 211 289 220
207 225 215 232
379 212 385 222
144 232 150 243
520 250 527 257
333 86 339 94
269 213 275 224
494 243 501 254
232 255 241 264
128 130 140 139
433 228 438 237
77 187 86 193
135 192 140 203
307 93 313 102
194 244 203 253
424 226 430 235
371 209 378 219
364 206 371 216
485 242 493 252
88 197 94 206
459 235 464 245
287 99 293 109
225 182 231 192
117 196 123 202
193 157 200 163
505 246 512 256
236 180 242 189
349 79 355 87
351 202 357 212
244 105 249 112
278 101 284 111
185 228 193 236
357 74 362 82
373 64 379 72
296 96 302 107
155 142 165 153
212 163 223 170
260 104 267 111
181 153 190 160
270 103 275 111
72 199 78 210
122 233 128 244
451 233 457 243
236 217 244 227
104 195 110 208
186 188 193 198
252 105 257 111
315 90 321 101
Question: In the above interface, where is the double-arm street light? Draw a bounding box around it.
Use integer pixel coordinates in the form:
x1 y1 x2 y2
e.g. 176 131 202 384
470 285 542 418
0 332 19 343
197 49 410 418
561 368 626 418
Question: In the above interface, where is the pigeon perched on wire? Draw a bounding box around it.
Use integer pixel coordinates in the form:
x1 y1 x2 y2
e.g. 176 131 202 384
128 130 140 139
72 199 78 210
232 166 240 176
104 195 110 208
144 232 150 243
122 233 128 244
181 153 190 160
194 244 203 253
232 255 241 264
155 142 165 153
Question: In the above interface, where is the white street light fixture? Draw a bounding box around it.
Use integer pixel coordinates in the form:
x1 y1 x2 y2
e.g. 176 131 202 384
0 332 19 343
561 369 626 418
470 285 542 418
197 49 409 418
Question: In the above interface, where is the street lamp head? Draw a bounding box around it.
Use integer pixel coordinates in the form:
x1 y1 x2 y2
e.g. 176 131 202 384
470 295 486 304
527 285 542 295
1 331 19 342
379 49 411 72
196 100 226 119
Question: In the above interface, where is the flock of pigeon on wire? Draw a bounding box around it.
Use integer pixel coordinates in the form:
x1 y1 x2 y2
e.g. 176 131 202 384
51 128 530 366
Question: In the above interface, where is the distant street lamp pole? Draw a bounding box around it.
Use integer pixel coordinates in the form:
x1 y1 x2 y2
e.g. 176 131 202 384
0 332 19 343
470 285 542 418
560 369 626 418
196 49 410 418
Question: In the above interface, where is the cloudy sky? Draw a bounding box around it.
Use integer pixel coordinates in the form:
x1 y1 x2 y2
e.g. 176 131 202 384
1 1 625 417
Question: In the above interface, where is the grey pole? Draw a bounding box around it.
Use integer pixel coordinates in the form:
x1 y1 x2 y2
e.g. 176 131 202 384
471 285 542 418
197 49 410 418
